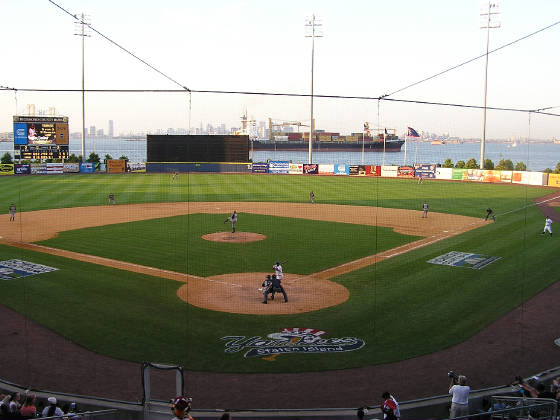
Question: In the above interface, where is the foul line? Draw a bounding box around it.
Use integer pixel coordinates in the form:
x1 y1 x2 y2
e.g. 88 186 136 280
499 194 560 217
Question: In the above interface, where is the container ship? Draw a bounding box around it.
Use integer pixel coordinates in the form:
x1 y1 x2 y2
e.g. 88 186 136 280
251 129 405 152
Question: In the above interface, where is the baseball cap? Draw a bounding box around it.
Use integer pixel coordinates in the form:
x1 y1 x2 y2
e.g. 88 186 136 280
172 396 190 411
48 397 57 404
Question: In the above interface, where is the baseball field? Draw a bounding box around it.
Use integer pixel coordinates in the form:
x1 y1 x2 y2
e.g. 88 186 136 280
0 173 558 394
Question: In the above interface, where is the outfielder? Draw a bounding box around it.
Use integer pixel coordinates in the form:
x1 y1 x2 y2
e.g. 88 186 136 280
542 216 553 236
224 210 237 233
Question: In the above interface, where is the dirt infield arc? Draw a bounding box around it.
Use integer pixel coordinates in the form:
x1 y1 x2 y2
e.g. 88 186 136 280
0 202 484 314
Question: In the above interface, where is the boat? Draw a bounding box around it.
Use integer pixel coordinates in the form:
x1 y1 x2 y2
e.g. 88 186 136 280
251 128 404 152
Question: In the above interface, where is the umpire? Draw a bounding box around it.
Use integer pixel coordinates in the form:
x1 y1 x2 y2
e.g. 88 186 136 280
269 274 288 303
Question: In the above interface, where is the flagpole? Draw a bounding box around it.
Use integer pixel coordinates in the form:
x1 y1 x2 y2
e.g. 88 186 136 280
404 127 408 165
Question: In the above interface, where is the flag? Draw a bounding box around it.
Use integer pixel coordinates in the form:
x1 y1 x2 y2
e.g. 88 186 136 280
407 127 420 138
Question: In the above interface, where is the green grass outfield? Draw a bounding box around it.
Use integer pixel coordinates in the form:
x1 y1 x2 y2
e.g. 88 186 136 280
0 173 558 373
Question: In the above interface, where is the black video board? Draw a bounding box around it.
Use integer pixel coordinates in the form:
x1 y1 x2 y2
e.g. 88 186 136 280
147 135 249 162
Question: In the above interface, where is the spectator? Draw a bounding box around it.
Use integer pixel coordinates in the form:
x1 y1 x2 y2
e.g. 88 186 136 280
171 396 193 420
449 375 470 418
519 380 558 399
19 394 37 419
382 392 400 420
219 413 230 420
381 392 398 420
0 395 10 419
7 393 20 415
41 397 63 418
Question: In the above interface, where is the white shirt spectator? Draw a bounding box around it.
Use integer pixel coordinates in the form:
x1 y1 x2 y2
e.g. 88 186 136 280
449 384 470 405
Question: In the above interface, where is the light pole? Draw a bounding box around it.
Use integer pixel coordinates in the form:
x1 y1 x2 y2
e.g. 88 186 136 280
74 13 90 162
480 2 500 169
305 14 322 164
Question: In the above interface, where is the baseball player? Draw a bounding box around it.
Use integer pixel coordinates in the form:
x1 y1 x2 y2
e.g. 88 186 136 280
542 216 553 236
261 275 273 304
224 210 237 233
273 261 283 280
485 208 496 221
9 204 16 222
269 274 288 303
309 191 315 204
422 201 429 218
108 193 115 205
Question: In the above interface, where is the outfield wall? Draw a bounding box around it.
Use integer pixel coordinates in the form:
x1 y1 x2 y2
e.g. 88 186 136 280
1 160 559 188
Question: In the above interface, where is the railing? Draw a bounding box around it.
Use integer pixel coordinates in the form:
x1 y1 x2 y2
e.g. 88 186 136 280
452 396 558 420
38 409 118 420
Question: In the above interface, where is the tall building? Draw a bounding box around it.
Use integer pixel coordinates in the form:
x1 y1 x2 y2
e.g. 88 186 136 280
89 126 96 137
108 120 114 137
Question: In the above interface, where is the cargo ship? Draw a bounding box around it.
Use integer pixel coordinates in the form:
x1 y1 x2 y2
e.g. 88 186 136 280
250 129 405 152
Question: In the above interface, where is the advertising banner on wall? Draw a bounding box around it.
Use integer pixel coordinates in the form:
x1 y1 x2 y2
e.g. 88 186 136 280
349 165 366 176
318 164 334 174
527 172 547 186
333 164 349 175
436 167 453 180
464 169 484 182
452 168 466 180
30 163 48 175
499 171 513 183
397 166 415 178
482 170 501 183
381 165 398 177
548 173 560 187
0 164 14 175
268 161 289 174
251 162 268 173
289 163 303 175
366 165 381 176
303 164 318 174
129 162 146 172
14 164 30 175
63 163 80 173
414 164 436 179
46 163 63 174
512 171 528 184
80 163 95 173
107 159 126 174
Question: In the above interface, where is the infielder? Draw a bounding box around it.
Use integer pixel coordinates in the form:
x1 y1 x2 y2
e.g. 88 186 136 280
422 201 429 218
224 210 237 233
309 191 315 204
542 216 553 236
9 203 16 222
485 208 496 221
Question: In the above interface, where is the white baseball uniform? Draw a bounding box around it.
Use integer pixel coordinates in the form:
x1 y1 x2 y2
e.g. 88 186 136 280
543 217 553 235
273 263 283 280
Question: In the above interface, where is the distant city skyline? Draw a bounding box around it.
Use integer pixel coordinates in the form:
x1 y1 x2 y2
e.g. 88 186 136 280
1 0 560 140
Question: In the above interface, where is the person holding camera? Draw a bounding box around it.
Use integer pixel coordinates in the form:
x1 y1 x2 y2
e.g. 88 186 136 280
448 374 470 418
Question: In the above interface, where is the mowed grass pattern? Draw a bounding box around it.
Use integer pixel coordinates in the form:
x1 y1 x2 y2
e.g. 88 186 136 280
0 173 558 373
38 213 419 276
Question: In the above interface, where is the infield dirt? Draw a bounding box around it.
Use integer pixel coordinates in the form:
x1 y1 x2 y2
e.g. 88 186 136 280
0 202 484 314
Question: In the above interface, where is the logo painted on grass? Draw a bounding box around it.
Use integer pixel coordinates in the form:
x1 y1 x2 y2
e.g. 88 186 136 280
0 259 58 280
221 327 365 359
428 251 500 270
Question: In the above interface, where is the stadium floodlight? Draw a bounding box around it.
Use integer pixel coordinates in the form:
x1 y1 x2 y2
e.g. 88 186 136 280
74 13 91 162
305 14 323 164
479 1 500 169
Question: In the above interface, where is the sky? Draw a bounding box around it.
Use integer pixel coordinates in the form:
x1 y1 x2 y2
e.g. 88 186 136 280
1 0 559 139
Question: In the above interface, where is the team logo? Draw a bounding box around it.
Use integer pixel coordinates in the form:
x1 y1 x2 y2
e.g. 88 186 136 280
428 251 500 270
0 259 58 281
221 327 365 359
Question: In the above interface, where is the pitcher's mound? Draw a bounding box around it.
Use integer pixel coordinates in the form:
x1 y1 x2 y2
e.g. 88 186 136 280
202 231 266 243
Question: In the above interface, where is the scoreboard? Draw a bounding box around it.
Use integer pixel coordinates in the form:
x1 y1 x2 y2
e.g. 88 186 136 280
13 115 69 160
147 135 249 162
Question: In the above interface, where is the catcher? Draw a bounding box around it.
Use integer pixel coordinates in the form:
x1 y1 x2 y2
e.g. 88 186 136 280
260 275 273 304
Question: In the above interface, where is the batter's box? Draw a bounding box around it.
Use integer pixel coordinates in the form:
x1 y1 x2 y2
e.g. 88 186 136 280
0 259 58 280
428 251 501 270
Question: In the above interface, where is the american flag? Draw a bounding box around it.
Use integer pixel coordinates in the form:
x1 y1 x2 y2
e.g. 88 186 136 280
407 127 420 137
